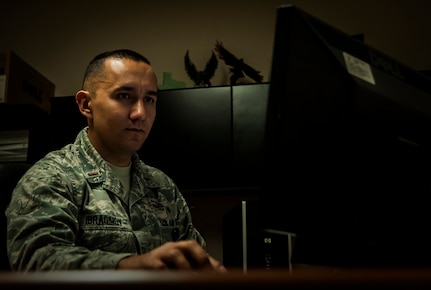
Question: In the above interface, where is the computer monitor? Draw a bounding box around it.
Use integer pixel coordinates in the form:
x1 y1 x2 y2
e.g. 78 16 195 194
258 4 431 268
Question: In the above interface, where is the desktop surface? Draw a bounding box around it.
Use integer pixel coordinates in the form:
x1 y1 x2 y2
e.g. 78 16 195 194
1 267 431 289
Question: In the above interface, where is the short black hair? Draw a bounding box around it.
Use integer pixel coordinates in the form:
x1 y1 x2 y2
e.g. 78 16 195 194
82 49 151 89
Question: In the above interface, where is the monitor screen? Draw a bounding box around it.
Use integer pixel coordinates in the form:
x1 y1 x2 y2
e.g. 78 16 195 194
258 4 431 268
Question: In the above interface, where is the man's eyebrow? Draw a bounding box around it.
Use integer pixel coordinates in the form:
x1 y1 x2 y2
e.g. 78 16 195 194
114 86 158 96
147 90 158 97
114 85 134 92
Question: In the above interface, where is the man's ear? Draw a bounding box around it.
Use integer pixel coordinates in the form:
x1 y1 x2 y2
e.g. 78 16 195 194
76 90 92 118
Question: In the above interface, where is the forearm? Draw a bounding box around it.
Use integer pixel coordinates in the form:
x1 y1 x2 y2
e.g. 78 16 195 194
8 229 132 271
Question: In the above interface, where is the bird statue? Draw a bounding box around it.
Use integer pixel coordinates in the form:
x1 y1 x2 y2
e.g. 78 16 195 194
184 50 218 87
214 40 263 85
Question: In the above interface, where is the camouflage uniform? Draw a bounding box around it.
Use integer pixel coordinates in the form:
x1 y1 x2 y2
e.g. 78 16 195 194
6 127 206 271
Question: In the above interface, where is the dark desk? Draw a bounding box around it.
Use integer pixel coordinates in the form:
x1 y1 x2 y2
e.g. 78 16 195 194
1 268 431 289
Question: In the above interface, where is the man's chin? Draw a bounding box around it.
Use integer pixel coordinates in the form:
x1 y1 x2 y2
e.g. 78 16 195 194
126 140 145 152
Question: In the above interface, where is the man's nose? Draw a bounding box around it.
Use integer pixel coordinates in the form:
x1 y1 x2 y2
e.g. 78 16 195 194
131 100 146 120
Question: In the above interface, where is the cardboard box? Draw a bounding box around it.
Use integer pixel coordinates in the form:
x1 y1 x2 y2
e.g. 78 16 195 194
0 51 55 112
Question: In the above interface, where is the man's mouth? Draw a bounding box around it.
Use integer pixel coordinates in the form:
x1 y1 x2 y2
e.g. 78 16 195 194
126 128 145 132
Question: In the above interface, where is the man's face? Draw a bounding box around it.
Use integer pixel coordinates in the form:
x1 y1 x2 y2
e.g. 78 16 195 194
86 58 158 164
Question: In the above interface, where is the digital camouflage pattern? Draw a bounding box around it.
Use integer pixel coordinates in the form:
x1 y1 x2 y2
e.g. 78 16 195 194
5 127 206 271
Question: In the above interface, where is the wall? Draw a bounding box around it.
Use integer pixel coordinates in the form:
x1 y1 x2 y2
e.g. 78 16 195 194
1 0 431 96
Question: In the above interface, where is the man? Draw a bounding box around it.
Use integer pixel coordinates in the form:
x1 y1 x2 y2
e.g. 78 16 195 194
6 49 226 273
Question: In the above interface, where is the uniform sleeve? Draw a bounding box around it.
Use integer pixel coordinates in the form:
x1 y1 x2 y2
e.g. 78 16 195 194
175 188 207 250
5 161 131 271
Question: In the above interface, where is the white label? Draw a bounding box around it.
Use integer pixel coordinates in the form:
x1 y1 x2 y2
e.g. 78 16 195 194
0 75 6 102
343 52 375 85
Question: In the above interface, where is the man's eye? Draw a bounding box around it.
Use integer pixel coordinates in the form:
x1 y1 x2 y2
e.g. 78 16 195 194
118 93 131 99
144 96 155 104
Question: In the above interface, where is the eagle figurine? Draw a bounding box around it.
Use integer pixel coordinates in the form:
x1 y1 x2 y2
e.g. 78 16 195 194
184 50 218 87
214 40 263 85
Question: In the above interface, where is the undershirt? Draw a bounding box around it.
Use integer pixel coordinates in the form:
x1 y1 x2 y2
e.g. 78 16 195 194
107 162 131 203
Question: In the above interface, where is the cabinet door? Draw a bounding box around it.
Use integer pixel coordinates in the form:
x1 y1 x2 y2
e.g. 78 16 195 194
140 86 232 190
232 83 269 187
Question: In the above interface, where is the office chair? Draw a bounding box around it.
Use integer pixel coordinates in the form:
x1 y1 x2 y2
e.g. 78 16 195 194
0 162 32 271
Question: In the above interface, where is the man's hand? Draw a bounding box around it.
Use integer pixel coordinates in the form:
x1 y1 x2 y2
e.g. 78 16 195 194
117 240 227 273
